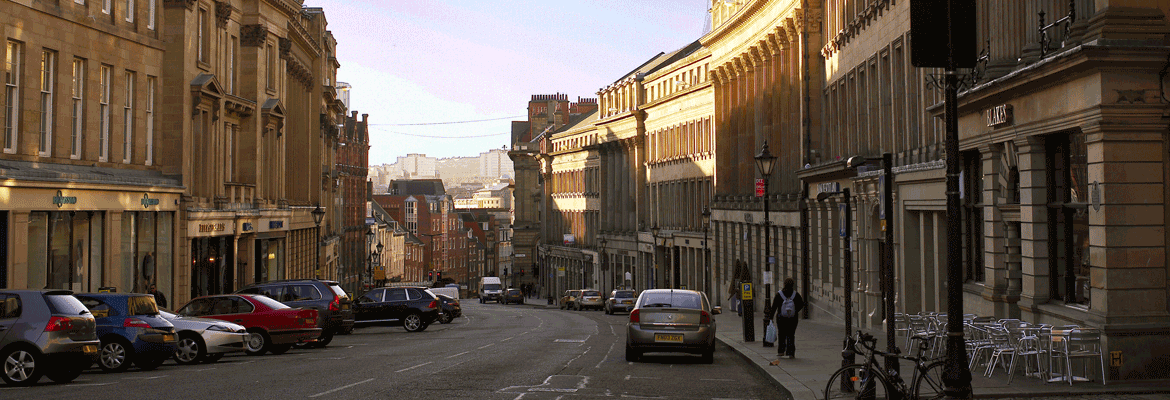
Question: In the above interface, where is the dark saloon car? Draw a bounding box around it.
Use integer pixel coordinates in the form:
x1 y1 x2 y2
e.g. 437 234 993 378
605 289 638 314
176 294 320 356
436 294 461 324
236 279 354 347
353 287 441 332
0 290 99 385
74 293 177 372
501 288 524 305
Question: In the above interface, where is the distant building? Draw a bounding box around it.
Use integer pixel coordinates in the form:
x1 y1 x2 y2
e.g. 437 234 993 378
479 148 513 179
394 154 438 178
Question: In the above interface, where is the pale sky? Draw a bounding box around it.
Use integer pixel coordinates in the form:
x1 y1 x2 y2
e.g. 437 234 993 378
302 0 710 166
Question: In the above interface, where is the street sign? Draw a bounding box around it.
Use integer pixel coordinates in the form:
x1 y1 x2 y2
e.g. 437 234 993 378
755 179 765 197
741 283 753 300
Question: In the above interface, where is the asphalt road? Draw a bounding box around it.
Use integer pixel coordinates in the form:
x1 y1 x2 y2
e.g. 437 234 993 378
3 301 793 399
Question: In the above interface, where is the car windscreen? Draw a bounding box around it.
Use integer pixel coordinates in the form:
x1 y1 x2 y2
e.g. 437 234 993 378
329 284 348 299
614 291 636 298
44 294 91 316
638 292 703 310
127 295 161 315
582 291 600 297
483 284 501 291
250 295 291 310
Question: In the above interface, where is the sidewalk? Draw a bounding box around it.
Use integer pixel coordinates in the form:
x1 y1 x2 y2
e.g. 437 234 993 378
712 311 1170 399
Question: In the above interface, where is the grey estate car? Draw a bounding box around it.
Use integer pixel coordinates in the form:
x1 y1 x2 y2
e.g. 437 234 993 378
625 289 720 364
0 290 100 385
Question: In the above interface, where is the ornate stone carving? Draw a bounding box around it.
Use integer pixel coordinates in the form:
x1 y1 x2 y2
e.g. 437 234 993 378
162 0 196 9
241 24 268 47
215 1 231 27
279 37 292 61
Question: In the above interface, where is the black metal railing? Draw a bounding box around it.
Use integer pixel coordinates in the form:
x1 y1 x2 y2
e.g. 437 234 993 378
1039 0 1076 59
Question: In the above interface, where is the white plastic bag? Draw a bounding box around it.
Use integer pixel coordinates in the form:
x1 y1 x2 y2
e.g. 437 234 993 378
765 321 777 344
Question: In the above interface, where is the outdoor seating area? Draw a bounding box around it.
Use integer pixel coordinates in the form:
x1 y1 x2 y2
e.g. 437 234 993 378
896 312 1107 386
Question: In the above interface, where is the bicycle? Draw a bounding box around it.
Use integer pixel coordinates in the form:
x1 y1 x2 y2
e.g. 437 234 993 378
824 331 947 400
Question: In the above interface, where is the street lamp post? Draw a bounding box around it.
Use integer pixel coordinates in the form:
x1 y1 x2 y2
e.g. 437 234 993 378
701 206 711 300
312 205 325 279
365 230 375 291
650 224 660 289
755 141 777 346
599 238 608 294
818 187 853 372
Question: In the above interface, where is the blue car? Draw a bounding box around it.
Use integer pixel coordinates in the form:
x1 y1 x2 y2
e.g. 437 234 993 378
74 293 177 372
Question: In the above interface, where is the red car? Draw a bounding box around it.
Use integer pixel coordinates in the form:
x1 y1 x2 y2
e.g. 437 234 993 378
175 294 320 356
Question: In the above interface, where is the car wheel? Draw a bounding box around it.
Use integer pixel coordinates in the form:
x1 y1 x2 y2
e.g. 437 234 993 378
1 345 44 386
624 344 640 362
479 297 484 304
44 364 84 383
245 330 270 356
202 353 224 363
315 329 335 348
701 346 715 364
135 355 166 371
174 333 206 365
403 313 425 332
98 339 133 372
439 312 453 324
268 344 293 355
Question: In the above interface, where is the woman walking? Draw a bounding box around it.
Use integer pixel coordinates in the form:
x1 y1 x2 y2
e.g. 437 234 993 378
767 278 804 358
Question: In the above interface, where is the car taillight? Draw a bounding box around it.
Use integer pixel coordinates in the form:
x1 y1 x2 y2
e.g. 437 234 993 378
123 318 151 328
700 310 711 325
427 300 438 309
329 294 340 312
629 309 640 323
45 316 74 332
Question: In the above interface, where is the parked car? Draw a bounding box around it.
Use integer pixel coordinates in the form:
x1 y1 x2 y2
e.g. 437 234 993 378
576 290 604 311
353 287 440 332
605 289 638 314
236 279 354 347
436 294 462 324
501 288 524 305
0 290 99 386
74 293 177 372
158 309 248 364
559 290 581 310
175 294 320 356
625 289 720 364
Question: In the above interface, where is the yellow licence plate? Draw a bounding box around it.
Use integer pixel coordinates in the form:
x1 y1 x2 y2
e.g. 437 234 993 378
83 344 98 354
622 300 632 304
163 334 175 342
655 334 684 343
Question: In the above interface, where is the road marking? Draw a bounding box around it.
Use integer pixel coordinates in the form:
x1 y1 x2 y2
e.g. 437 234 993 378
554 339 584 343
190 367 218 372
446 351 469 359
123 375 167 380
67 382 116 387
394 361 433 373
595 342 616 369
501 336 514 342
623 375 661 380
701 378 736 382
478 343 495 349
564 346 591 368
309 357 346 360
308 377 375 398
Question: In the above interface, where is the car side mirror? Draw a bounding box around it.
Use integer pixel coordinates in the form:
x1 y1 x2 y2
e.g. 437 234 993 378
712 306 722 315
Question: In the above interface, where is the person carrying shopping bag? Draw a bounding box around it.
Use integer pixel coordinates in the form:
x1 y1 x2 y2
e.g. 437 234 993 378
766 278 804 358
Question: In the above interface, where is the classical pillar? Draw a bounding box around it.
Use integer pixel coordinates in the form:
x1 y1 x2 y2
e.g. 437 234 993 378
1015 136 1049 316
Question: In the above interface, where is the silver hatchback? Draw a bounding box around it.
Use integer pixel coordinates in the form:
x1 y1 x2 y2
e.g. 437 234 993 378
625 289 720 363
0 290 99 386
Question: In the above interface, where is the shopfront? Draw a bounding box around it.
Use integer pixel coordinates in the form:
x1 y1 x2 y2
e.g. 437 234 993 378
2 187 181 299
188 218 236 298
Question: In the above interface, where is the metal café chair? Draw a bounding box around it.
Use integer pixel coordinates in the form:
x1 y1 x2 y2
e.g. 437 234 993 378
1006 323 1046 384
1044 324 1080 384
1054 328 1107 385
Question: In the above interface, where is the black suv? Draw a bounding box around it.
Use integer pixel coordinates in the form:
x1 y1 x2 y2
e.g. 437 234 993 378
236 280 354 347
353 287 440 332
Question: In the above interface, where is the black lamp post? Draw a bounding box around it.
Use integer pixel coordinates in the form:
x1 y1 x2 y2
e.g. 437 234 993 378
312 205 325 279
755 141 777 345
818 187 853 373
365 230 375 291
650 224 660 289
598 238 607 294
701 206 711 299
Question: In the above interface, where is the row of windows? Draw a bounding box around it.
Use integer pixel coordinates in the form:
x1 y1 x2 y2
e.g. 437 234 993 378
647 63 708 103
649 118 712 162
74 0 158 30
4 41 155 164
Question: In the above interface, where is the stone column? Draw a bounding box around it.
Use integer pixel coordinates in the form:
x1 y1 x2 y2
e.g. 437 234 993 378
981 144 1012 317
1015 136 1049 317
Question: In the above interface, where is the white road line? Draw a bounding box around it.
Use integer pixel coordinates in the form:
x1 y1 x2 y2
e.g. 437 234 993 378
564 346 591 368
308 377 375 398
394 361 433 373
501 336 514 342
701 378 736 382
446 351 470 359
478 343 495 349
122 375 167 380
595 342 616 369
67 382 116 387
624 375 661 380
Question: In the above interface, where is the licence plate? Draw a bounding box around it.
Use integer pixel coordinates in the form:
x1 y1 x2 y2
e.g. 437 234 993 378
162 334 175 342
622 300 632 304
655 334 684 343
83 344 98 354
342 304 350 310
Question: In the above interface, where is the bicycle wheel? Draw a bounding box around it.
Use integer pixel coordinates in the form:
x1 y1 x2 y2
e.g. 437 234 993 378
913 361 947 400
825 364 894 400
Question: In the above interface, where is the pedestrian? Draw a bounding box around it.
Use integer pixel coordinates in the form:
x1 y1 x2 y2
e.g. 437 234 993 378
766 277 804 358
147 283 168 308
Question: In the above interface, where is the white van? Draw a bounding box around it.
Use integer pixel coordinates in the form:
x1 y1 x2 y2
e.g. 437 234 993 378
479 277 503 303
